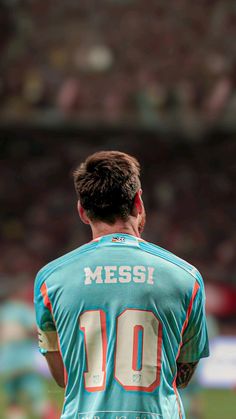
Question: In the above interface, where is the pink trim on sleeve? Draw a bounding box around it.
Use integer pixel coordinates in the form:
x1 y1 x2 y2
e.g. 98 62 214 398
40 283 68 386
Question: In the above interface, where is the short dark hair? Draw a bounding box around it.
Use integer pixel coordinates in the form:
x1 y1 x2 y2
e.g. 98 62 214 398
73 151 141 223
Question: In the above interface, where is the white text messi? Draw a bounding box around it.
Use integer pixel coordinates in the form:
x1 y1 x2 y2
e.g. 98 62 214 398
84 265 155 285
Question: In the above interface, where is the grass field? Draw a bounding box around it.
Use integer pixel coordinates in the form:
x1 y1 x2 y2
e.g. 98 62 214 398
200 389 236 419
1 379 236 418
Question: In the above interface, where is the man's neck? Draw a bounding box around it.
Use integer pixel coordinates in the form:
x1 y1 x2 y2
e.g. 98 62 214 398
90 218 141 240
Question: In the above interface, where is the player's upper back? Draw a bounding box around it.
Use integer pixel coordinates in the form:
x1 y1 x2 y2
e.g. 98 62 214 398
35 233 202 312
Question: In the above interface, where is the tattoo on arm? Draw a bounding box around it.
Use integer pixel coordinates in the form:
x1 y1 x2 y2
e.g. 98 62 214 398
176 361 198 388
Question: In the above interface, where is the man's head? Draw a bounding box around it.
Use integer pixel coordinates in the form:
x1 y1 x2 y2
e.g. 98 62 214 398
73 151 146 234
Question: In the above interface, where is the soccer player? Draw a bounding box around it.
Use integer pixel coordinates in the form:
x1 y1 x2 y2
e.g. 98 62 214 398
34 151 209 419
0 283 58 419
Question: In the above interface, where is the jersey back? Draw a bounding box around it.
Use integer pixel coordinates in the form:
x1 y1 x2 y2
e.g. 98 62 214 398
34 234 209 419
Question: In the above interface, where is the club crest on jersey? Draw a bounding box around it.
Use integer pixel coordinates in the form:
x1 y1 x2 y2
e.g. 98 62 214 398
112 236 125 243
84 265 154 285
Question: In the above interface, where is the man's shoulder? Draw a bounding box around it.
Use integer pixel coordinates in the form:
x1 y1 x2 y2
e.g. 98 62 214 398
34 240 97 289
140 240 203 285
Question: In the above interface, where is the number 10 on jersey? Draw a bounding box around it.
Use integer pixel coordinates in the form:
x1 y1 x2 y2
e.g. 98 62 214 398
79 309 162 392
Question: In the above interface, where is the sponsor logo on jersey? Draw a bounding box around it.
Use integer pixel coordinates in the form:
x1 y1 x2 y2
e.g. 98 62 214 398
78 412 162 419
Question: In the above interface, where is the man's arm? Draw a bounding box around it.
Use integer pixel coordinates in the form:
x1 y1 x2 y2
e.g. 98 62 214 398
45 351 65 388
176 278 209 389
176 361 198 388
34 277 66 388
38 327 66 388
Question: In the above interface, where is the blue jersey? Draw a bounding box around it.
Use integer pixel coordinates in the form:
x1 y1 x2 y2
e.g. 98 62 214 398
34 234 209 419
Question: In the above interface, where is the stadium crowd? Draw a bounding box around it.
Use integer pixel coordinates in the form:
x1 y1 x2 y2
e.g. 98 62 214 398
1 0 236 123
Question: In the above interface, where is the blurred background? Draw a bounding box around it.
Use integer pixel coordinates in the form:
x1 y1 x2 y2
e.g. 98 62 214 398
0 1 236 418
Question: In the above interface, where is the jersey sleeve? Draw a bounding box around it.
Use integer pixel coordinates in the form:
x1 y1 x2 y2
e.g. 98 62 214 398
34 272 59 354
177 279 209 363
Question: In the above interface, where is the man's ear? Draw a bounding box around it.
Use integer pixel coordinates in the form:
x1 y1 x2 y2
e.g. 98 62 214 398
131 189 143 217
77 201 90 225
